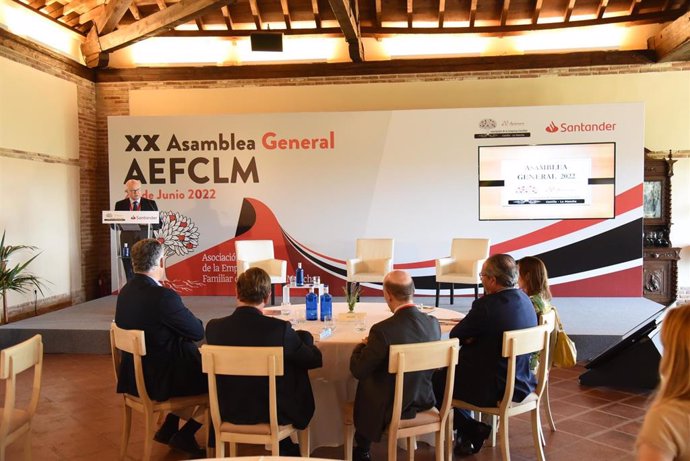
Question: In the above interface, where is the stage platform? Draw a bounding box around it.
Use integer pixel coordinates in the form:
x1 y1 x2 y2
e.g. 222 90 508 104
0 295 664 361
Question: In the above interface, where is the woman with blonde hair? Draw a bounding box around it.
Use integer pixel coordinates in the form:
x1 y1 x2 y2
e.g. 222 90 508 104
518 256 554 369
517 256 553 316
636 303 690 461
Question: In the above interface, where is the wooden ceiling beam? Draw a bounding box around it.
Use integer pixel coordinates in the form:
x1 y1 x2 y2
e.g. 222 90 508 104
129 3 141 19
532 0 542 24
438 0 445 27
407 0 413 27
499 0 510 26
628 0 642 16
248 0 263 29
221 5 234 29
97 50 657 82
374 0 381 28
94 0 134 34
596 0 608 18
469 0 477 27
156 0 168 10
564 0 576 22
63 0 104 16
327 0 363 61
311 0 321 28
648 10 690 62
279 0 292 29
79 4 102 23
158 9 684 37
195 16 204 29
81 0 233 67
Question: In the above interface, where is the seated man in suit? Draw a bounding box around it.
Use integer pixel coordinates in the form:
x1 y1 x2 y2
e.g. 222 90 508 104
114 238 207 457
349 270 441 461
205 267 323 456
441 253 538 457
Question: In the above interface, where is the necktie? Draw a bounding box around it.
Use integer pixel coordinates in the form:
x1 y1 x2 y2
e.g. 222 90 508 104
133 201 139 211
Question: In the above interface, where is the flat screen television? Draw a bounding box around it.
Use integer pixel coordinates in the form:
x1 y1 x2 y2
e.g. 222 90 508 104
478 142 616 220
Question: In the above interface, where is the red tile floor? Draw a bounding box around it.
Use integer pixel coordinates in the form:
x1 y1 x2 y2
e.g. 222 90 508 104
2 354 651 460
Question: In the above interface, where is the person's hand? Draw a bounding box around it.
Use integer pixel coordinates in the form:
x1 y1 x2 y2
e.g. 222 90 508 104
296 330 315 345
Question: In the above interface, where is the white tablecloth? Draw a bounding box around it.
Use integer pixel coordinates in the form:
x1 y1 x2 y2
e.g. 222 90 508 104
264 302 463 450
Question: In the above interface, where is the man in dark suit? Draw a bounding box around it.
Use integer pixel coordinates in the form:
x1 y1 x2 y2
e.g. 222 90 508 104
443 253 538 456
114 179 160 281
349 270 441 461
205 267 323 456
115 238 207 457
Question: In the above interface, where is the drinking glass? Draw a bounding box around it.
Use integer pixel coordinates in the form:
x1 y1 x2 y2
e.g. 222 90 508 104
290 310 304 328
323 314 335 330
355 319 367 332
280 302 291 316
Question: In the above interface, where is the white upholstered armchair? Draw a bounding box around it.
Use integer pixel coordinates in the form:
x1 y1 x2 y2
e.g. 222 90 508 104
435 238 490 306
346 239 394 295
235 240 287 305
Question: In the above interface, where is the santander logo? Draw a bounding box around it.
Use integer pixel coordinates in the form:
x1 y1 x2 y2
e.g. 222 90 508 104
545 120 617 133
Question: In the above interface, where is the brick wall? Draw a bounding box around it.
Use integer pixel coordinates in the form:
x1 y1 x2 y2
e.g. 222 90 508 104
1 30 99 319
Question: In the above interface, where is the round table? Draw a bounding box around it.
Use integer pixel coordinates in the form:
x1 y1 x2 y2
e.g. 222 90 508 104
264 302 464 450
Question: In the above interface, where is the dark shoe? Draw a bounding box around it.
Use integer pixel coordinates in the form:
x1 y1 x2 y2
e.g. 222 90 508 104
353 446 371 461
453 439 475 457
154 427 177 445
154 414 180 444
168 431 206 459
278 439 301 457
469 422 492 454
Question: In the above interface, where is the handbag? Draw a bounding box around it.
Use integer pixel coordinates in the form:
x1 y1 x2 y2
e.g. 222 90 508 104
552 309 577 368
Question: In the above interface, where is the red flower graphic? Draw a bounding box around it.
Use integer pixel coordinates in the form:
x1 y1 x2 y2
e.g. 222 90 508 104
154 211 200 257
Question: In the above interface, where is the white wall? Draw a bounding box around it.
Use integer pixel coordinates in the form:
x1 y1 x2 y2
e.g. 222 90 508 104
0 56 82 309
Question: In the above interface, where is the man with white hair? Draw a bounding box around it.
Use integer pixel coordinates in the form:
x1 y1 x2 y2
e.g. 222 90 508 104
114 178 159 281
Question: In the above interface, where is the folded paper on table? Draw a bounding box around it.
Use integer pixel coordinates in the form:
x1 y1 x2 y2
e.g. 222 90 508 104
337 312 367 322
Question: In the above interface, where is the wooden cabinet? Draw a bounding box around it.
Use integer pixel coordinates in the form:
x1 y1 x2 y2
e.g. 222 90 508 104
643 152 680 306
643 247 681 305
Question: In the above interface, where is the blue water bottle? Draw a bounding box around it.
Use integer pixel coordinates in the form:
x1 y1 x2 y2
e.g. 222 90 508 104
306 288 318 321
122 243 130 258
320 285 332 321
296 262 304 286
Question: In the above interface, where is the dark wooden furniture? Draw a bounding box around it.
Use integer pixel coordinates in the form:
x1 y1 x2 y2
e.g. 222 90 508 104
643 152 680 305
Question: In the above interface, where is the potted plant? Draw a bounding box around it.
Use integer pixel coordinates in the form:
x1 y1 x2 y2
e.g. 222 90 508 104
0 231 46 324
343 282 362 313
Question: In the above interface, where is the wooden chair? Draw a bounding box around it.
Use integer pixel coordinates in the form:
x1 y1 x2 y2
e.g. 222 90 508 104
200 345 310 458
110 323 208 461
235 240 287 306
448 325 550 461
344 338 460 461
435 238 490 306
0 334 43 461
538 309 558 441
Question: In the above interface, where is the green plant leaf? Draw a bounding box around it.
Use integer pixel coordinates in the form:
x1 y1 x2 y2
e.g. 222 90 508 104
0 230 46 298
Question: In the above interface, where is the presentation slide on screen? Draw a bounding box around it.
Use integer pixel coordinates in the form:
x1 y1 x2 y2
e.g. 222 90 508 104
108 103 644 296
479 143 616 220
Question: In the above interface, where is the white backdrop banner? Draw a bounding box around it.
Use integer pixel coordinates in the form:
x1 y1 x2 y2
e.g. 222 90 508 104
108 103 644 296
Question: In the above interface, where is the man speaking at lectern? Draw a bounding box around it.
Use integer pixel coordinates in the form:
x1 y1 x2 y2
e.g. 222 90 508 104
115 179 159 281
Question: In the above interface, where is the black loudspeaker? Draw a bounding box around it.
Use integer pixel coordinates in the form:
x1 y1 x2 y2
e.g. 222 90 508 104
250 33 283 52
579 307 666 389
